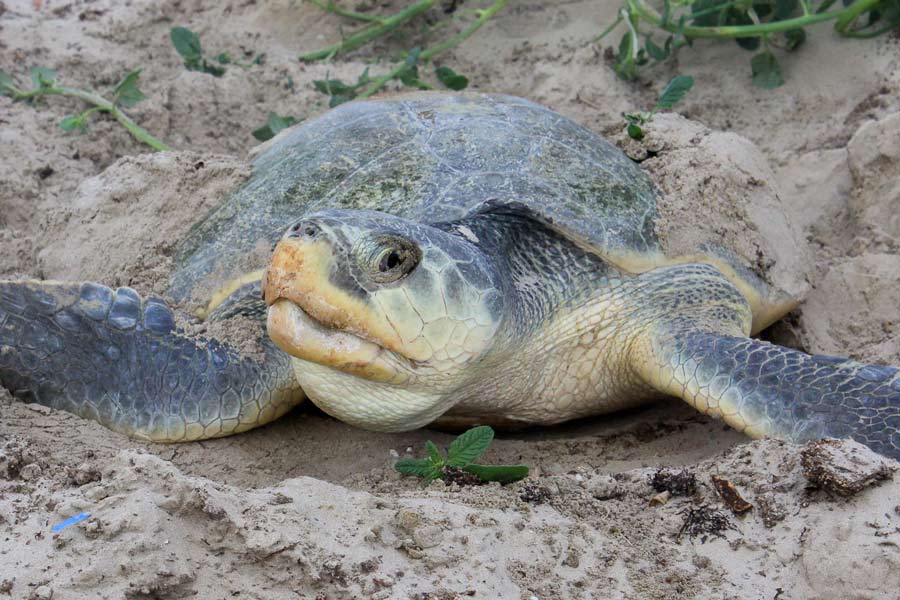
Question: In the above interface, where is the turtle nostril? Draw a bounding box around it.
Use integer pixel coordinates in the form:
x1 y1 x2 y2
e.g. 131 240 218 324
287 221 320 239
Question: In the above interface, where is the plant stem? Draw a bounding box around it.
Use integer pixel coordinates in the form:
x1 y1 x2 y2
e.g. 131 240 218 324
300 0 438 61
593 13 624 42
10 84 171 151
625 0 880 38
357 0 509 99
306 0 384 22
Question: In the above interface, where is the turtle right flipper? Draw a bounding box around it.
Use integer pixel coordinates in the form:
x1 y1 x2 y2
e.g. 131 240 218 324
638 318 900 461
0 280 303 442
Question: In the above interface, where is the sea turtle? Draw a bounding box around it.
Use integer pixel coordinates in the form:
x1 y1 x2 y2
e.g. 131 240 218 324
2 93 899 459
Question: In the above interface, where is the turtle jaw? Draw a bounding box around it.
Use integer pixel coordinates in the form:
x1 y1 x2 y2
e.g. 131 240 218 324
266 299 404 383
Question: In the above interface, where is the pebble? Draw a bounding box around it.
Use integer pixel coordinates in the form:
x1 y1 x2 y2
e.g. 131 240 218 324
31 585 53 599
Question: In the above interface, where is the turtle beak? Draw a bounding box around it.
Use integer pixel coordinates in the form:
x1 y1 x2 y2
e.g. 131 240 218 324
263 234 403 382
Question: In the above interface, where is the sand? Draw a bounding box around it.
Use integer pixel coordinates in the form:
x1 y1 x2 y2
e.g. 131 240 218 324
1 0 899 598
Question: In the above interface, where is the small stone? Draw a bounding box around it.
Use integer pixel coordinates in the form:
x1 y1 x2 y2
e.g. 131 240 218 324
30 585 53 600
69 463 101 486
649 490 671 507
801 438 894 496
755 492 786 528
388 449 399 458
269 492 292 505
394 509 423 532
19 463 42 481
24 403 51 415
412 525 443 549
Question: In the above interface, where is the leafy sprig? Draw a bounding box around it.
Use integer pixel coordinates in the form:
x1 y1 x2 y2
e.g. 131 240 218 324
0 67 170 151
599 0 899 88
170 27 263 77
623 74 694 140
302 0 506 101
312 58 470 108
395 426 529 485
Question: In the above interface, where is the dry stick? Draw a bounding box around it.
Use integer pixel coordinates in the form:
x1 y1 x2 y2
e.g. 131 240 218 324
357 0 510 99
300 0 438 61
5 81 170 151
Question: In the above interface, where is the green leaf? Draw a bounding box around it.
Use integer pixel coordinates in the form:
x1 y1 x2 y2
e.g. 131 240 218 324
30 67 57 90
171 27 203 62
645 37 668 61
200 60 226 77
463 464 529 484
774 0 799 19
355 67 372 87
60 114 87 133
435 66 469 90
394 458 442 481
216 52 233 65
734 36 760 51
395 458 431 476
447 426 494 467
425 440 444 465
655 75 694 109
614 32 637 80
112 69 147 108
312 78 355 95
627 123 644 140
750 52 784 89
251 111 298 141
329 94 354 107
784 28 807 51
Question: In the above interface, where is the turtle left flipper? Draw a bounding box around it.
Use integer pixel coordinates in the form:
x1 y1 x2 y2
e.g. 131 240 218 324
0 280 303 442
634 289 900 460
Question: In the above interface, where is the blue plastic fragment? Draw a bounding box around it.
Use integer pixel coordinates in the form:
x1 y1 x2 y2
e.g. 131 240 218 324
51 512 90 532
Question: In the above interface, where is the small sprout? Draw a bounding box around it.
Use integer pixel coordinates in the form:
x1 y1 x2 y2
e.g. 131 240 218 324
623 74 694 140
750 51 784 89
0 67 168 151
252 112 300 141
302 0 507 100
170 26 252 77
394 426 529 485
434 66 469 90
312 67 373 107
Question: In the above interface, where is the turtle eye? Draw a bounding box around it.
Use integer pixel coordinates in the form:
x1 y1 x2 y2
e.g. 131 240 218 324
361 235 421 284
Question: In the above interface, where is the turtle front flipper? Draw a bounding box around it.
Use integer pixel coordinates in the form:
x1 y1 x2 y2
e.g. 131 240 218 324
637 318 900 461
0 280 303 441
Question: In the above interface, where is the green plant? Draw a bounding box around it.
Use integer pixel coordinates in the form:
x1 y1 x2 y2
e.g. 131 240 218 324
301 0 507 100
394 426 529 484
252 112 301 141
312 55 471 107
170 27 263 77
598 0 900 88
624 74 694 140
0 67 170 151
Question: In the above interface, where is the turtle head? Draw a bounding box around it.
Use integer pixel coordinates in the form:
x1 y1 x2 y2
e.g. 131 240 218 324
263 209 505 431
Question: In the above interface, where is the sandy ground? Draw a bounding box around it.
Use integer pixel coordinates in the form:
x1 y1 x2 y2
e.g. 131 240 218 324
1 0 900 598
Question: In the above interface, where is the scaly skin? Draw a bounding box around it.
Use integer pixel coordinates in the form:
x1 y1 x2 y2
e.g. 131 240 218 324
0 280 302 441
